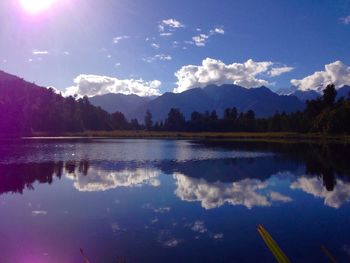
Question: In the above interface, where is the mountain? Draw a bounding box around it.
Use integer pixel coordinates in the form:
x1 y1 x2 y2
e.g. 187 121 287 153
129 84 304 122
278 85 350 102
275 86 298 96
337 85 350 99
292 90 320 102
89 93 155 119
0 70 119 136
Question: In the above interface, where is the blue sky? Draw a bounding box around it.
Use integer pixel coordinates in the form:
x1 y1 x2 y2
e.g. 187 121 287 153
0 0 350 96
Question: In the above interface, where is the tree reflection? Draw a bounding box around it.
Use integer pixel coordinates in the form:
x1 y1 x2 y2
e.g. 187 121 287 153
0 161 86 195
1 141 350 210
0 162 62 194
195 141 350 192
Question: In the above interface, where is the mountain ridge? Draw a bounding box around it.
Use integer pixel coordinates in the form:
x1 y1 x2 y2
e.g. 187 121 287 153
90 84 305 122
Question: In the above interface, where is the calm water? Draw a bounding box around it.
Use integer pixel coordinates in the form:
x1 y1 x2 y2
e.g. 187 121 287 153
1 139 350 263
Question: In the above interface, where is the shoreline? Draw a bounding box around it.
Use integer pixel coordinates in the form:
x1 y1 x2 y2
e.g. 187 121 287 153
21 131 350 143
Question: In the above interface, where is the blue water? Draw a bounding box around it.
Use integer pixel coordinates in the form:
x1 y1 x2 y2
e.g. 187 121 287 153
0 139 349 262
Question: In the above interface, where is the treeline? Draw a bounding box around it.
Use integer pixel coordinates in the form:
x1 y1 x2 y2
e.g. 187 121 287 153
0 76 141 136
1 73 350 136
147 84 350 134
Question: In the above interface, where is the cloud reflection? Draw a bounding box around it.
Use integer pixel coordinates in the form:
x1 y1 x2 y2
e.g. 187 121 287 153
291 176 350 208
173 173 291 209
66 167 161 192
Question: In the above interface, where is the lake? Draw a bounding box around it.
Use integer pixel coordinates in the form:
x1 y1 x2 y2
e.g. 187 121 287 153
0 139 350 263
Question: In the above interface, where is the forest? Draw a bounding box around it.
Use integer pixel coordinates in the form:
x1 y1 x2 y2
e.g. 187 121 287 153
150 84 350 134
0 75 349 136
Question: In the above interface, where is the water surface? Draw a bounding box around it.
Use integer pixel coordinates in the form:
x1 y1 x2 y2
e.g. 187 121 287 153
1 139 350 262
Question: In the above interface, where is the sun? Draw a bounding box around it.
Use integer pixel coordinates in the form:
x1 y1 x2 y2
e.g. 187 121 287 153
20 0 55 15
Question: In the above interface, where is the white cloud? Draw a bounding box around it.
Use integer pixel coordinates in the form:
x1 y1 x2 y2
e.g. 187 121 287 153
341 16 350 25
113 35 130 44
64 74 161 97
210 27 225 35
268 66 294 77
192 34 209 47
190 27 225 47
143 54 172 63
151 43 160 49
159 19 184 32
174 58 293 93
160 32 173 37
291 61 350 92
291 176 350 209
32 49 49 55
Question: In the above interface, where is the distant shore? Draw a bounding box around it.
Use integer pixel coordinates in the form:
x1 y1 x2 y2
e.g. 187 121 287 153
24 131 350 143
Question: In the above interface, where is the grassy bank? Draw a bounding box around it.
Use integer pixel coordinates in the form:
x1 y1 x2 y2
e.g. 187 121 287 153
27 131 350 143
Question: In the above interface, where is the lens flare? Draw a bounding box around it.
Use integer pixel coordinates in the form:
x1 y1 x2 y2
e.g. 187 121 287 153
20 0 55 15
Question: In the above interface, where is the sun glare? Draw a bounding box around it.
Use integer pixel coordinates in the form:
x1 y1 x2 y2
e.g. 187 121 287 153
20 0 55 15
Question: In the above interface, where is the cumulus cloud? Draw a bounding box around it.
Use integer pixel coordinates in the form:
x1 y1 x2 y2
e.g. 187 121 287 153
291 61 350 92
66 167 161 192
174 58 293 93
32 49 49 55
159 18 184 32
290 176 350 208
341 16 350 25
143 54 172 63
113 35 130 44
64 74 161 97
174 173 281 209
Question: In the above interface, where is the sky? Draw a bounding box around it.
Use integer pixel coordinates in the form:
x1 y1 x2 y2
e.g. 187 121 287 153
0 0 350 97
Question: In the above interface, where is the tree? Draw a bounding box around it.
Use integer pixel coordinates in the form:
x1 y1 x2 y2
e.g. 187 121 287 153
224 107 237 120
210 110 218 121
323 84 337 108
144 110 153 130
244 110 255 120
164 108 186 131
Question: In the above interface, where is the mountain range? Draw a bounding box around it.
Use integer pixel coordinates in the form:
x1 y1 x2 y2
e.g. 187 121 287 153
1 69 349 124
276 85 350 102
90 84 305 122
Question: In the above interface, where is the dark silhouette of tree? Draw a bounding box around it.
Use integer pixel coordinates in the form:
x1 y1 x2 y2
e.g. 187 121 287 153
164 108 186 131
323 84 337 108
144 110 153 130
